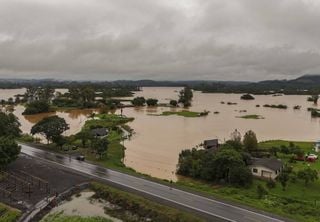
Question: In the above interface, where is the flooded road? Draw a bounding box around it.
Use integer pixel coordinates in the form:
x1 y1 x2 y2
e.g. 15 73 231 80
120 87 320 180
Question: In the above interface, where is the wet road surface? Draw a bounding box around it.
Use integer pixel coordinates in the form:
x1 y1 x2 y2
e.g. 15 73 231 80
20 143 286 222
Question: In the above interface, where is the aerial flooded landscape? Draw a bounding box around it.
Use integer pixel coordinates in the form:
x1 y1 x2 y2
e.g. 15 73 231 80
1 1 320 222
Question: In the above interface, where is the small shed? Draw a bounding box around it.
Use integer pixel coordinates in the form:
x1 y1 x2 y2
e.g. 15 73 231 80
203 139 219 150
91 128 109 137
249 158 283 180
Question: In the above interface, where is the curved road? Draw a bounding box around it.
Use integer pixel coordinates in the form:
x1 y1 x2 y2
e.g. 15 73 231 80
20 144 286 222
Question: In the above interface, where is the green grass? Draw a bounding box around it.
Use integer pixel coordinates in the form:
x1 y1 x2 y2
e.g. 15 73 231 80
41 212 112 222
90 182 204 222
0 203 21 222
259 140 314 151
83 114 134 129
236 114 264 119
82 130 129 171
160 110 201 117
177 176 320 222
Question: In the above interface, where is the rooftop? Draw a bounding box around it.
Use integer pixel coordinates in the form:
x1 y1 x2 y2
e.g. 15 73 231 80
250 158 283 171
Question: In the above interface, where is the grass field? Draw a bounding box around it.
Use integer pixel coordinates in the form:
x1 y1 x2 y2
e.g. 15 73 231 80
0 203 21 222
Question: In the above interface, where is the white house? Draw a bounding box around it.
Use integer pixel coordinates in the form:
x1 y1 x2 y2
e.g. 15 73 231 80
314 140 320 152
249 158 283 180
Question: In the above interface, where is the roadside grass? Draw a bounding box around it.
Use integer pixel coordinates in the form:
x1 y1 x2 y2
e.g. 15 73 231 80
177 176 320 222
90 182 205 222
236 114 264 119
0 203 21 222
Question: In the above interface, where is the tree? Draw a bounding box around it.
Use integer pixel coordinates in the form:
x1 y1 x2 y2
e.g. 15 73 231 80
278 171 290 190
212 148 250 185
52 135 68 149
22 100 50 115
312 95 319 105
146 98 158 106
229 165 252 187
0 137 21 168
256 184 268 199
243 130 258 152
0 112 21 137
178 87 193 107
131 97 146 106
76 130 93 147
31 116 69 143
169 100 178 107
298 168 318 186
270 146 279 157
92 137 109 159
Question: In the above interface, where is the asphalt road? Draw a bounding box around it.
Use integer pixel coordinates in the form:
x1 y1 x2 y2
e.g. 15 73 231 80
20 143 286 222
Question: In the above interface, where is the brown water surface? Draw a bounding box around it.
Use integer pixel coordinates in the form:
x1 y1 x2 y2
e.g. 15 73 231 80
118 87 320 180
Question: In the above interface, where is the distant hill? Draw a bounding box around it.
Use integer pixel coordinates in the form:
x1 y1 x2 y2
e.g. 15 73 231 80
0 74 319 94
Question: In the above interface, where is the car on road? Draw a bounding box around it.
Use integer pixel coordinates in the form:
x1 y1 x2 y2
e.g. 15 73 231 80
76 155 85 161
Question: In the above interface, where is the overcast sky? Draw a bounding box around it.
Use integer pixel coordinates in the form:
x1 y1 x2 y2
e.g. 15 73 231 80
0 0 320 81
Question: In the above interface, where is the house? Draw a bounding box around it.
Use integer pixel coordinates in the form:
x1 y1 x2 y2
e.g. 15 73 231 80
314 140 320 152
91 128 109 138
203 139 219 151
249 158 283 180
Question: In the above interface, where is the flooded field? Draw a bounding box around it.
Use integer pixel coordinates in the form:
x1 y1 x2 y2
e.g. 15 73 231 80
0 88 93 136
47 191 121 221
1 87 320 180
120 87 320 180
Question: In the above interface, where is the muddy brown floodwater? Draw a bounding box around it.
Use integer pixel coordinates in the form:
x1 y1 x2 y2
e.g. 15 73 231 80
118 87 320 181
2 87 320 181
0 88 94 137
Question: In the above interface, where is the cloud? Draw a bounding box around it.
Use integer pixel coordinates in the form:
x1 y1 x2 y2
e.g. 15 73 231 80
0 0 320 81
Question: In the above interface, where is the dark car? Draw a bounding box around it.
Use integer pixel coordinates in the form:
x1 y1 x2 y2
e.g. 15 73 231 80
76 155 85 161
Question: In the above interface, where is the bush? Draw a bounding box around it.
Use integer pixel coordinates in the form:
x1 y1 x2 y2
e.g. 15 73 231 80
240 94 255 100
146 98 158 106
169 100 178 106
266 179 276 189
131 97 146 106
257 184 268 199
22 100 50 115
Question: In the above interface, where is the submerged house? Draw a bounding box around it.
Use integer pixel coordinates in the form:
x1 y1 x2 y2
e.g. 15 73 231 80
91 128 109 138
203 139 219 151
249 158 283 180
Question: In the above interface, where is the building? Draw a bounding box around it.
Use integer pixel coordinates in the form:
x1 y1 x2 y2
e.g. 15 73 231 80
249 158 283 180
91 128 109 138
314 140 320 152
203 139 219 151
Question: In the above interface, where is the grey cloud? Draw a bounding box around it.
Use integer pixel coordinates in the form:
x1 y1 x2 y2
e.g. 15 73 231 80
0 0 320 81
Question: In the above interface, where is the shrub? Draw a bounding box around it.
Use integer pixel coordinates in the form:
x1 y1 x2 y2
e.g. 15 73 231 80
266 179 276 189
257 184 268 199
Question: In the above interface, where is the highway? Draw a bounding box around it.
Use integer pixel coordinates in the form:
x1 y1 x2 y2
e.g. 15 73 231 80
20 143 286 222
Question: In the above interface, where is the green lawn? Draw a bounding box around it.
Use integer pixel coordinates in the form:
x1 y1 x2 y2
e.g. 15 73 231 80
0 203 21 222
